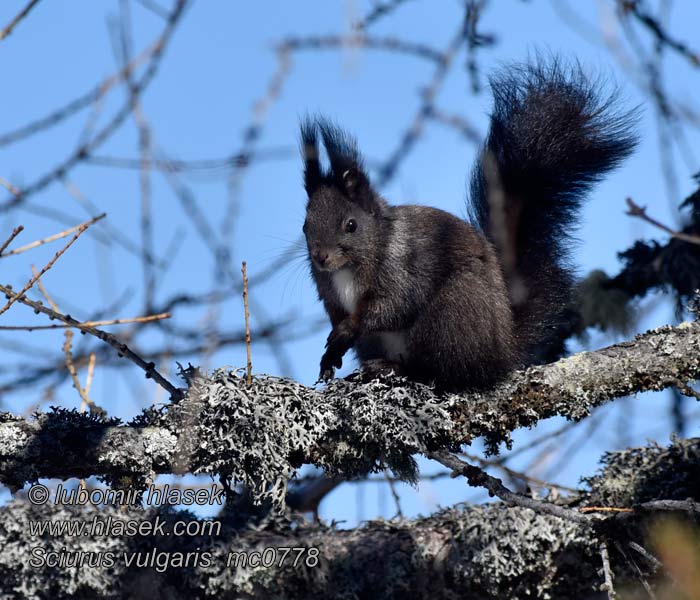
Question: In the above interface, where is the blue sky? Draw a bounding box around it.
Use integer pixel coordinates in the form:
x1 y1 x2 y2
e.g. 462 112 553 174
1 1 699 525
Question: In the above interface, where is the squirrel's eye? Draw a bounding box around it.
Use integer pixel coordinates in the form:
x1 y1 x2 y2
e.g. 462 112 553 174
345 219 357 233
302 221 308 234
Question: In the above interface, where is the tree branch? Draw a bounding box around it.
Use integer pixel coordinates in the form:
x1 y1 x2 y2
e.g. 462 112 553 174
1 322 698 494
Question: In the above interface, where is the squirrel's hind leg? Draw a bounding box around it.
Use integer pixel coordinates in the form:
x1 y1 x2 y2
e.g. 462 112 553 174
359 358 405 382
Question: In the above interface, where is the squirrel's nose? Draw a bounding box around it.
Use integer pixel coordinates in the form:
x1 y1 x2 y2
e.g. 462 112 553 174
313 250 329 266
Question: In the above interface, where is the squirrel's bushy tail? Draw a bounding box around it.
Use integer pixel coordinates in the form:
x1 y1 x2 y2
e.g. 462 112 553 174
469 59 639 361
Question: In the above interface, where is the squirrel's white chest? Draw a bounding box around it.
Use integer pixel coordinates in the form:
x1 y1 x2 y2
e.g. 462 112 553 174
331 268 358 313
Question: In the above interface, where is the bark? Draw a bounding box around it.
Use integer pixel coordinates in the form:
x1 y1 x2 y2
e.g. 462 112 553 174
0 322 698 598
2 322 698 497
1 436 699 599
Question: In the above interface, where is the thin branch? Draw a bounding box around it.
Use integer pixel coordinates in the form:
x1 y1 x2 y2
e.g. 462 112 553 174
621 0 700 67
0 175 21 196
0 282 181 398
626 197 700 246
31 266 104 415
280 34 445 64
629 541 664 572
674 379 700 400
427 450 591 524
376 21 467 185
0 312 170 330
0 213 106 258
460 451 581 494
242 261 252 386
0 0 190 210
384 469 404 518
581 506 634 514
352 0 414 31
0 225 24 255
84 147 293 172
0 0 41 41
0 38 161 148
63 330 102 414
0 221 95 316
84 352 96 396
616 541 659 600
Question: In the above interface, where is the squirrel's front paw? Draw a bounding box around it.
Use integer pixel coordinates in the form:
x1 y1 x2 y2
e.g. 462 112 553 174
324 320 356 352
319 351 342 382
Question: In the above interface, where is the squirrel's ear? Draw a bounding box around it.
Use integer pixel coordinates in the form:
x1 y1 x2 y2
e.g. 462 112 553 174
300 119 321 195
341 165 374 209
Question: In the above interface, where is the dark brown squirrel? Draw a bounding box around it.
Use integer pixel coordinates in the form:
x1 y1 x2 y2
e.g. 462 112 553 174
300 60 638 391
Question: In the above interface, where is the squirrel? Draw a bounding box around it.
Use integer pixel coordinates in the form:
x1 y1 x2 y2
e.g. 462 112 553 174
300 59 638 391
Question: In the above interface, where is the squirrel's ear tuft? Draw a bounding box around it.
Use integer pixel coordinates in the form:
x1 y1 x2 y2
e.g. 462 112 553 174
300 118 321 195
317 119 376 212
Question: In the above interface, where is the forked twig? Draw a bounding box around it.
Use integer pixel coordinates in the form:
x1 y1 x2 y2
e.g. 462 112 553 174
0 213 106 258
626 197 700 246
0 282 181 398
0 221 97 316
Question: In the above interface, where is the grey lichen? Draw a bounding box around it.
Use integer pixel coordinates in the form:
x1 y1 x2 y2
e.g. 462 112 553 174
0 498 599 600
169 369 455 505
1 322 699 505
6 436 700 598
583 436 700 507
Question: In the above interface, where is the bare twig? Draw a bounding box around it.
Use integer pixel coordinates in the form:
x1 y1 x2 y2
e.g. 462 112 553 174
30 264 59 312
242 261 252 385
626 197 700 246
84 352 96 396
376 21 467 185
629 541 664 572
0 213 106 258
352 0 413 31
30 266 104 414
461 451 581 494
0 282 181 398
0 221 95 316
384 469 404 518
0 225 24 255
638 499 700 513
0 312 170 330
0 39 162 148
0 176 21 196
674 379 700 400
616 541 659 600
427 450 590 524
113 0 156 313
0 0 189 210
84 147 292 173
621 0 700 67
428 108 481 144
0 0 41 41
581 506 634 514
63 330 101 414
280 34 445 64
135 0 169 20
